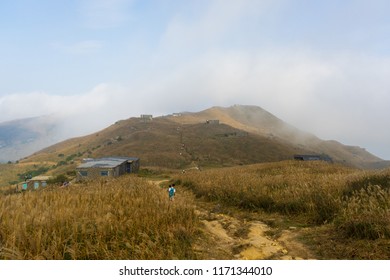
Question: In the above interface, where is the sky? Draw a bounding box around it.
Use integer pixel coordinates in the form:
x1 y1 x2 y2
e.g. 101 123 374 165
1 0 390 159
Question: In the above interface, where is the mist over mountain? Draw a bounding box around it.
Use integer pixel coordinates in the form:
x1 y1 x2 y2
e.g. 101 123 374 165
14 104 388 170
0 116 63 163
0 105 124 163
164 105 386 169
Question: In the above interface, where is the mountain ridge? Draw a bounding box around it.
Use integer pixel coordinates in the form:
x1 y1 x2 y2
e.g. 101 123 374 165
166 105 384 168
17 104 388 170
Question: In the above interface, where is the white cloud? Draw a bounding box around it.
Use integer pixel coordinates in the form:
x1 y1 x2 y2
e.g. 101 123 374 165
126 46 390 158
2 45 390 158
0 84 140 137
3 0 390 159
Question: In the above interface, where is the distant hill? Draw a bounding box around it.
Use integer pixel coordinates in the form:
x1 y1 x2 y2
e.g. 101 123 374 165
0 116 63 163
20 105 388 170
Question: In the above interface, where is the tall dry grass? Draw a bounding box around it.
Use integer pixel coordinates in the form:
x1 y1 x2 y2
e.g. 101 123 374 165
177 161 352 224
176 161 390 241
336 185 390 239
0 176 197 260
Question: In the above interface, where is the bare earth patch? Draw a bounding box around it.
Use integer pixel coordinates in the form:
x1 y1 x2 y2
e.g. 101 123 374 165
153 181 315 260
191 200 315 260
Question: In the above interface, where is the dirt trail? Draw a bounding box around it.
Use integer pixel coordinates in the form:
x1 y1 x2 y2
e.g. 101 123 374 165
153 180 315 260
190 199 315 260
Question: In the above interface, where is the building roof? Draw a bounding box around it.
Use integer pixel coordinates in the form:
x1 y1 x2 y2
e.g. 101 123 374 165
293 154 332 162
77 157 139 169
31 176 52 181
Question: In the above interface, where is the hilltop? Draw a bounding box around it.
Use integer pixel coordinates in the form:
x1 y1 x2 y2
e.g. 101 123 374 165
18 104 387 171
167 105 386 169
22 116 301 171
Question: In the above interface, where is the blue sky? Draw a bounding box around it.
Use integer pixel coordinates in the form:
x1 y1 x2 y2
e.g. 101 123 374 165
1 0 390 159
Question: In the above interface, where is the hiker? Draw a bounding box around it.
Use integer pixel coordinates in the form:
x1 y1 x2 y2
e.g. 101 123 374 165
168 184 176 201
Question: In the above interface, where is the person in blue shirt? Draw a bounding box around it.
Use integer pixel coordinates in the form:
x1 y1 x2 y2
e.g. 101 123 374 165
168 184 176 201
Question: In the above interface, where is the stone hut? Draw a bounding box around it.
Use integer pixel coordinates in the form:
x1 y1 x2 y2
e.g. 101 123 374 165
76 157 140 181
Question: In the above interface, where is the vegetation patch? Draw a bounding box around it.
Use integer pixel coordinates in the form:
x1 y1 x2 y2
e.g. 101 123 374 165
343 171 390 197
336 185 390 239
175 161 390 258
0 176 198 260
176 161 350 224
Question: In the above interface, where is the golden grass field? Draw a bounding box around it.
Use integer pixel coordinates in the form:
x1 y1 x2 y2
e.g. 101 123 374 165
2 160 390 259
176 161 390 259
0 176 197 260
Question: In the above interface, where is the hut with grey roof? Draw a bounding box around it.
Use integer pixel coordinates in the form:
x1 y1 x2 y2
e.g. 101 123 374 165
76 157 140 181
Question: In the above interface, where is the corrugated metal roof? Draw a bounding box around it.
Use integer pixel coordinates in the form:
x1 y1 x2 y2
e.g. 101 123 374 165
77 157 139 169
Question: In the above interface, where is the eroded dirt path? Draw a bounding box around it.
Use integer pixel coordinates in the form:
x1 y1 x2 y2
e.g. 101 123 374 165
188 195 316 260
153 180 315 260
190 198 315 260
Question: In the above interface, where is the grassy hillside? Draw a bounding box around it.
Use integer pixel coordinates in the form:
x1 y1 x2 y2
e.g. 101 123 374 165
0 176 197 260
167 105 385 168
20 117 307 173
3 161 390 259
0 104 386 191
2 104 386 172
175 161 390 259
11 105 386 174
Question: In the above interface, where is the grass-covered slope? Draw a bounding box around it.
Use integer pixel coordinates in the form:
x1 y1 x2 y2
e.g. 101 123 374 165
175 160 390 259
0 176 197 260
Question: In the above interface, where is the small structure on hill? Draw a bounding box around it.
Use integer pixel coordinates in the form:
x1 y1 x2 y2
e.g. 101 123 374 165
19 175 52 191
140 114 153 122
206 119 220 125
76 157 140 181
293 154 333 162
